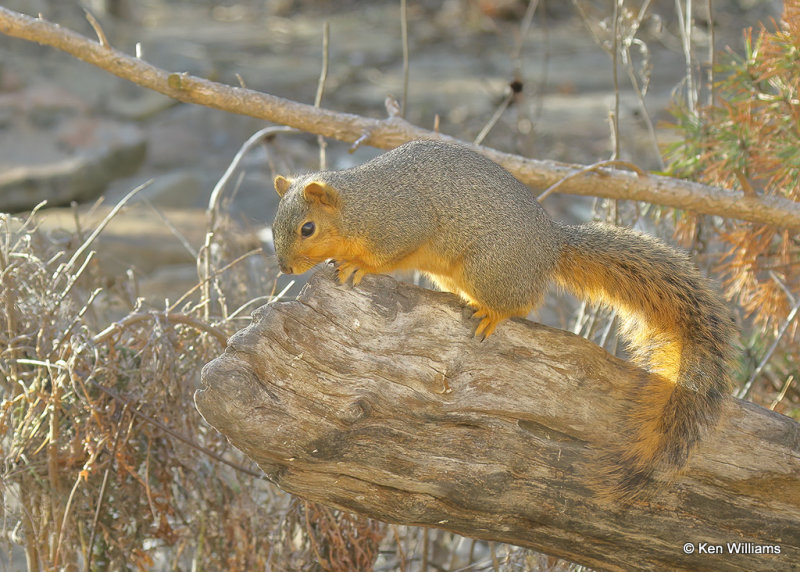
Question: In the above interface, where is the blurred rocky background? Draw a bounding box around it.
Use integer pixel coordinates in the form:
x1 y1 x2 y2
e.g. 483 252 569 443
0 0 780 306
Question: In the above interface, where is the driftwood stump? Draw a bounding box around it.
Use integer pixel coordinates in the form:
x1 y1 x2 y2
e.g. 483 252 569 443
195 267 799 571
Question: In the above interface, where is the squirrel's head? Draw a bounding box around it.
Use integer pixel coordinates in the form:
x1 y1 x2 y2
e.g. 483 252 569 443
272 175 345 275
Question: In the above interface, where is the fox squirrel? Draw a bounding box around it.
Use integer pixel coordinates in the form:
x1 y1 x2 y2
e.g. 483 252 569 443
271 139 735 499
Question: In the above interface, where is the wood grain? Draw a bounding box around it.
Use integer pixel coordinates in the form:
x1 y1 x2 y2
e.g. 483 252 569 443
195 267 799 571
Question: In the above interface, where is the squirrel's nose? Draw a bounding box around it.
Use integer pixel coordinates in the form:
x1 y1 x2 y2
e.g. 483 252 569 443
277 256 293 275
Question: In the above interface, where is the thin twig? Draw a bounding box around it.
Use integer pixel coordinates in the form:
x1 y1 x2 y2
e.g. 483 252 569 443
706 0 715 107
56 251 95 305
92 310 228 346
52 287 103 353
610 0 621 160
537 159 647 202
83 8 109 48
769 375 794 411
575 0 661 167
53 466 84 568
400 0 409 118
208 126 297 223
13 200 48 236
622 38 665 170
228 279 296 321
598 309 618 350
676 0 696 112
391 525 407 571
473 92 513 146
769 271 796 305
303 500 327 567
738 297 800 399
145 199 198 258
228 295 274 321
205 125 295 323
47 367 65 565
56 180 153 282
512 0 540 63
315 21 330 170
86 404 129 572
168 248 262 313
475 0 539 147
571 0 603 46
89 380 264 478
622 0 662 167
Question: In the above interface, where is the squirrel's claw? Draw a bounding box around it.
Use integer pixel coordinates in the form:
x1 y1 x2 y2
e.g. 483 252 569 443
472 307 499 339
336 262 366 286
474 317 498 339
351 268 367 286
335 265 354 284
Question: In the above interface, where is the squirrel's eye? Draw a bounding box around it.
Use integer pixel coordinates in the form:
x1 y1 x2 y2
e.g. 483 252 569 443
300 221 315 237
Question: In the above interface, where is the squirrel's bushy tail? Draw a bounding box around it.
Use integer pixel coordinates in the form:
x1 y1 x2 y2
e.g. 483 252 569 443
554 222 735 500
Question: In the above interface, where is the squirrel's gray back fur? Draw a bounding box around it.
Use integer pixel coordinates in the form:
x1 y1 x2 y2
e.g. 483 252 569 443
308 140 562 309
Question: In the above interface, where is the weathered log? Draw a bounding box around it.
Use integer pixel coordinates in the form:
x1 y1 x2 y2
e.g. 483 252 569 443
195 267 799 571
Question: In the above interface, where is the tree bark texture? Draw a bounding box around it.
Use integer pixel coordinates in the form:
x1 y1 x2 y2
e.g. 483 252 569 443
195 268 799 571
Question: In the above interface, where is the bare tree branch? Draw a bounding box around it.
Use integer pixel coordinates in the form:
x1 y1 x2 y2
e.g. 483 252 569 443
1 6 799 229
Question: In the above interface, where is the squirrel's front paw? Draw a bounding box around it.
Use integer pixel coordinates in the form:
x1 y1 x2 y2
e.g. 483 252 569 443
336 262 366 286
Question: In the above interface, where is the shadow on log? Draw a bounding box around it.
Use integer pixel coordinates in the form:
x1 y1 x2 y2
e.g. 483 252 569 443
195 266 799 571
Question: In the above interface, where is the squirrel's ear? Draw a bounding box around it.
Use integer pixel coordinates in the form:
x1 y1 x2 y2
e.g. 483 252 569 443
303 181 340 208
274 175 292 197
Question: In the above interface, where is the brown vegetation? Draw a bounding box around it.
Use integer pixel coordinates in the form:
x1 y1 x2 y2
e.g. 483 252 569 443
1 1 798 570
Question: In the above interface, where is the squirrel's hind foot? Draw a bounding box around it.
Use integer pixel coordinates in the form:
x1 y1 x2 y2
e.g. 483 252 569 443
471 307 503 339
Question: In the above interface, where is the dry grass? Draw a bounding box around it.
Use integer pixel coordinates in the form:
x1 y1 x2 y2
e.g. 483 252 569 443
0 195 579 571
0 198 289 569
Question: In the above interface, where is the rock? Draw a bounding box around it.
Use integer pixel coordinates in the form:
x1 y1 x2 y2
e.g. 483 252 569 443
0 114 146 213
